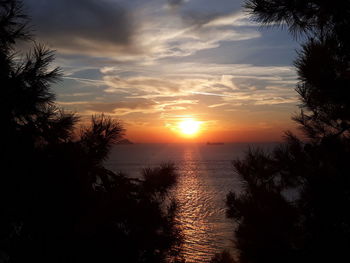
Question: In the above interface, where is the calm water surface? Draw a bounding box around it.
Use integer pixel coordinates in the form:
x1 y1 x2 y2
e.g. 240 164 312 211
106 143 278 262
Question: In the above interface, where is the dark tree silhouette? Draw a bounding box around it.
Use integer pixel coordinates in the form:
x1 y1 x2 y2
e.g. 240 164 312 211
210 250 236 263
245 0 350 140
224 1 350 263
0 1 182 262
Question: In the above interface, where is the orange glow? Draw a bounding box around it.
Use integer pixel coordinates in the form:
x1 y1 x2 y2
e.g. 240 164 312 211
178 119 201 137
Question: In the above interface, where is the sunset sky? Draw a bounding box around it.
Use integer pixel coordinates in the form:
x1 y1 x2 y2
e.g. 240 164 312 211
24 0 299 143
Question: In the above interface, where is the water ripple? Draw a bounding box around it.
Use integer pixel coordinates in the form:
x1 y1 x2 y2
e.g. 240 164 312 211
106 143 277 262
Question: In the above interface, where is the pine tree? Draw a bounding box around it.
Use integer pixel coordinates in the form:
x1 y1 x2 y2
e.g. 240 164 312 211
225 1 350 263
0 1 182 262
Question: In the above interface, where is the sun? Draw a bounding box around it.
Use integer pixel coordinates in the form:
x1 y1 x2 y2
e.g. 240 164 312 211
178 119 201 136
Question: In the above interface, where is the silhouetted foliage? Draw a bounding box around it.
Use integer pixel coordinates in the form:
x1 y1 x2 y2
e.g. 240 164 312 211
293 36 350 140
0 1 182 262
224 1 350 263
246 0 350 140
209 250 236 263
142 163 179 197
244 0 350 40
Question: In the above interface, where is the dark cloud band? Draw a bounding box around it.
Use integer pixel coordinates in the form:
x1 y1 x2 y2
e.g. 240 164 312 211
24 0 136 54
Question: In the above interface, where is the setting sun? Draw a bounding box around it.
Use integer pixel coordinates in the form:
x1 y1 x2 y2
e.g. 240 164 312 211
178 119 201 136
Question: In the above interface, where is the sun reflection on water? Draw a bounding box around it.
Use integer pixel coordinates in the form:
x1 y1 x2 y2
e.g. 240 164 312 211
174 146 235 263
107 143 249 262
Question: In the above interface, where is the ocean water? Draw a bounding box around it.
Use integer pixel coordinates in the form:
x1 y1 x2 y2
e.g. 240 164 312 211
106 143 278 262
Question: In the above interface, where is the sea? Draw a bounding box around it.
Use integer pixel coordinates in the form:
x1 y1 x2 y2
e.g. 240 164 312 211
105 142 279 263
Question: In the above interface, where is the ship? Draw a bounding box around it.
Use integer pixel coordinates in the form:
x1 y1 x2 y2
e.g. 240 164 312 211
206 142 224 145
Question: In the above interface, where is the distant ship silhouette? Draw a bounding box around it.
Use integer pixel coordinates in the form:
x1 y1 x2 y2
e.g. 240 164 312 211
206 142 224 145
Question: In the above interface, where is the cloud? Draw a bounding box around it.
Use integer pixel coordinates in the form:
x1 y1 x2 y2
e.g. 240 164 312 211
135 10 261 60
63 76 106 85
102 74 240 99
87 99 157 113
208 103 229 108
167 0 187 8
98 62 297 110
58 98 158 115
99 61 294 79
24 0 261 60
203 12 258 27
24 0 138 55
103 76 181 96
190 91 234 97
58 97 200 117
57 62 296 109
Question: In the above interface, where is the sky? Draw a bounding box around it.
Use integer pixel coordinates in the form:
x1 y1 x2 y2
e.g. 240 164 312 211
23 0 300 143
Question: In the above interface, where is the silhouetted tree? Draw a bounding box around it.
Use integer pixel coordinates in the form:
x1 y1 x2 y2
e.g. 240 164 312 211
0 1 182 262
224 1 350 263
246 0 350 140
